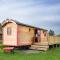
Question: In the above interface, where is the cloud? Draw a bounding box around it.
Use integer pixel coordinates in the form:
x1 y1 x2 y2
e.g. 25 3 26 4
0 0 60 34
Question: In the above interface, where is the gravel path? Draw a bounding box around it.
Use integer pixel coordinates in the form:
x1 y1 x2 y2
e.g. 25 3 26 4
21 50 40 54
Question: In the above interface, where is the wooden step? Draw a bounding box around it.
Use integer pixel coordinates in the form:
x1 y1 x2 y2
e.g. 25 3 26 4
34 42 48 46
30 45 49 51
31 45 49 48
30 47 48 51
30 42 49 51
30 43 49 51
30 47 37 50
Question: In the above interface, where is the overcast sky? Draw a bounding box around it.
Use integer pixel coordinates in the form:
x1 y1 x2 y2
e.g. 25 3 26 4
0 0 60 34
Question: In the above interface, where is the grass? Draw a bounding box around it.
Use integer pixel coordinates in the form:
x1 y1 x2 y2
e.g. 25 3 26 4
0 43 60 60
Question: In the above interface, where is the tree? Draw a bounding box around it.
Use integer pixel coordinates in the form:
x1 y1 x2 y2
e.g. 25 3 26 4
49 29 55 36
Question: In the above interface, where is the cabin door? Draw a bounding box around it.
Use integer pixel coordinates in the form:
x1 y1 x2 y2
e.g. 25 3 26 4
34 29 40 43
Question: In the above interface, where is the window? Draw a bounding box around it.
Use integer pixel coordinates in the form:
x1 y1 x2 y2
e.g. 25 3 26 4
7 27 12 35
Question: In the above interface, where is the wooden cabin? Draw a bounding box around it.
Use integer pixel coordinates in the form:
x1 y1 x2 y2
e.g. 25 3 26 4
2 19 48 51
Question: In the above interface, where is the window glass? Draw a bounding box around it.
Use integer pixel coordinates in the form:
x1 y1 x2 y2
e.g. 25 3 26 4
7 27 11 35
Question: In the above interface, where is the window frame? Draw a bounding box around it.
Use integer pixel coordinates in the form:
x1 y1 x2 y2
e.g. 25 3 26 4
7 27 12 35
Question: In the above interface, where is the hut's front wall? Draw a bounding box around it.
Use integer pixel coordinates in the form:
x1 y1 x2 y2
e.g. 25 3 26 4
3 23 17 46
40 30 48 44
17 25 35 46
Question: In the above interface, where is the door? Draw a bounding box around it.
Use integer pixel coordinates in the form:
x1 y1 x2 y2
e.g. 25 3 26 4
34 29 40 43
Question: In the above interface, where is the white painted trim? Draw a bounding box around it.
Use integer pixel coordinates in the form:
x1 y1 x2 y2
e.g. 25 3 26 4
2 19 16 26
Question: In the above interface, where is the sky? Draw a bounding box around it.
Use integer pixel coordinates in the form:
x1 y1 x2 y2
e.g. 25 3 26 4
0 0 60 35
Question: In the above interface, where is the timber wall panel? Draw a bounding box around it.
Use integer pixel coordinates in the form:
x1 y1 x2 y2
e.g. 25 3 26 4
17 25 35 46
3 23 17 46
48 36 60 45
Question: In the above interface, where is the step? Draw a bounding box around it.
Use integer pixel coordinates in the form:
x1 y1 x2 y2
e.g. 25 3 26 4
30 46 49 50
30 47 36 50
30 44 49 51
36 48 48 51
31 45 49 48
34 42 48 46
30 47 48 51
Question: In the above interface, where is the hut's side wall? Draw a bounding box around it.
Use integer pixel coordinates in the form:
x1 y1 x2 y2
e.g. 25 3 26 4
48 36 60 45
3 23 17 46
17 25 35 46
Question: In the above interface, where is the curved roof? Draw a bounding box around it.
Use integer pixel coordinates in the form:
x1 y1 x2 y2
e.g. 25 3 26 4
2 19 16 26
2 19 47 31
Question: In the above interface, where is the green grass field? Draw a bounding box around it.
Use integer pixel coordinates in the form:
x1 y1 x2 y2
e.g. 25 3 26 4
0 43 60 60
